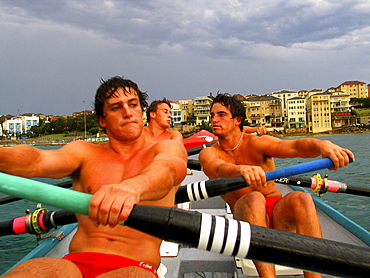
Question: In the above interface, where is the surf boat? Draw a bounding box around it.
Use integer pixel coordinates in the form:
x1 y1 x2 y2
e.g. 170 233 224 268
1 144 370 277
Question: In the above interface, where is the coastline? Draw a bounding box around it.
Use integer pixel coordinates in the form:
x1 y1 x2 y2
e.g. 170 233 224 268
1 125 370 147
275 125 370 137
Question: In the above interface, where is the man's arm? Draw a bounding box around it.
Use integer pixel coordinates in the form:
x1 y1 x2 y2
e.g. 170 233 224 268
251 136 354 170
0 142 82 178
89 140 188 227
243 126 267 135
199 147 266 187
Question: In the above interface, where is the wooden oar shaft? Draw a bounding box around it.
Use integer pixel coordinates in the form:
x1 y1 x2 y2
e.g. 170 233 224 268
0 172 368 276
176 157 348 203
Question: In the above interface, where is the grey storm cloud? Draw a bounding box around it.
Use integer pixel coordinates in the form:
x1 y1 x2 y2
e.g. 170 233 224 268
1 0 370 115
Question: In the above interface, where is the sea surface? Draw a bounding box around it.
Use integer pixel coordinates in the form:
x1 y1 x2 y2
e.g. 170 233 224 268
0 133 369 273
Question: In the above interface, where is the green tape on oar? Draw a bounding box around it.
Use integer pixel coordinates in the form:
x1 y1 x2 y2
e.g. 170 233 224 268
0 173 90 215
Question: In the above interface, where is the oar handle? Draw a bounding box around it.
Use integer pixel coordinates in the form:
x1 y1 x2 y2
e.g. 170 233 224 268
0 180 73 206
0 173 369 276
176 157 353 203
0 173 91 215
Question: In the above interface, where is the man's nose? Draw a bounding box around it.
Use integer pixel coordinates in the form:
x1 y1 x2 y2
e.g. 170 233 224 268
122 104 133 117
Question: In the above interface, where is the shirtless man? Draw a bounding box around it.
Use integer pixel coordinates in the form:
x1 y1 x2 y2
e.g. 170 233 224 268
144 98 183 143
199 93 354 278
1 76 188 278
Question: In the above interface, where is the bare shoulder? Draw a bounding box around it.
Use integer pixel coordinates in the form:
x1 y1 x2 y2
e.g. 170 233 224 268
59 140 106 154
153 139 186 154
248 134 281 145
170 130 183 143
199 144 219 161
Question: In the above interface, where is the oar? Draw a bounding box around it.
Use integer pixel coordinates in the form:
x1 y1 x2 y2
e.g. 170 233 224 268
0 173 368 277
0 209 77 236
275 175 370 197
187 159 202 171
176 157 353 203
187 142 215 156
0 180 72 206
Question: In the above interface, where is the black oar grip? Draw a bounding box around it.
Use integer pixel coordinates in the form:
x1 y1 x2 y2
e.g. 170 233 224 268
175 176 246 204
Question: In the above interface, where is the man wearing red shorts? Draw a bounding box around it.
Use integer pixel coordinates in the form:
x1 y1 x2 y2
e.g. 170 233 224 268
199 93 354 278
2 77 187 277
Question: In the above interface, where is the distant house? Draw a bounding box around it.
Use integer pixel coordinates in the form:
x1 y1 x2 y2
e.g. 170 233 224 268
72 110 94 117
336 81 368 98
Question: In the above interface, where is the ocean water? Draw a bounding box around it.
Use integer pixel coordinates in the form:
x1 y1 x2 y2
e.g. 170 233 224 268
0 133 369 273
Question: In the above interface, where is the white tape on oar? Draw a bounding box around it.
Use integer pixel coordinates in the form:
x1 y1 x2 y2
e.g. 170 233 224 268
235 220 251 259
193 182 202 201
198 214 251 259
210 216 226 253
222 219 238 256
186 183 195 202
199 180 209 199
198 213 212 249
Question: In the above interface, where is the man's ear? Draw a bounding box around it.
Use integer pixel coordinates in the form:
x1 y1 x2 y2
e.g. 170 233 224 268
97 116 107 128
235 116 243 126
150 111 156 119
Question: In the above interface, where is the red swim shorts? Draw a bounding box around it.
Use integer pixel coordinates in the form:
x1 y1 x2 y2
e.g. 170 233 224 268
265 196 282 229
62 252 159 278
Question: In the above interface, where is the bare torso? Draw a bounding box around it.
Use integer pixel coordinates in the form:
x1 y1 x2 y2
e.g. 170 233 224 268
69 141 177 268
143 126 182 143
201 134 282 210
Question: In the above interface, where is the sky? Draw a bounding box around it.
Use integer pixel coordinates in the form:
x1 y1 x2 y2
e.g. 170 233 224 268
1 0 370 116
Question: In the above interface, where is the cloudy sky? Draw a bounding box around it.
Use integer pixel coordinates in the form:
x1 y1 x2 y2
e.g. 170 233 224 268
1 0 370 116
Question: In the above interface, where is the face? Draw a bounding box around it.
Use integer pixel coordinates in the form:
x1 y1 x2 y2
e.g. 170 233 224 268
210 103 241 135
151 103 171 128
98 87 144 141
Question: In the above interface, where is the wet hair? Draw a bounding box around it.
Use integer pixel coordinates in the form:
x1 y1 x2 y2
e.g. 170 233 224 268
94 76 148 118
211 93 246 131
145 98 171 123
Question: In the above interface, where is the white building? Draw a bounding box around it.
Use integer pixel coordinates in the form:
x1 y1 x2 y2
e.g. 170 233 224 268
286 97 307 129
170 102 182 126
270 90 299 119
2 118 22 135
20 115 39 133
2 115 39 135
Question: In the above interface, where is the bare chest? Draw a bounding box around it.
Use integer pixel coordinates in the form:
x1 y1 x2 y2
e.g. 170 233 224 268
75 150 154 194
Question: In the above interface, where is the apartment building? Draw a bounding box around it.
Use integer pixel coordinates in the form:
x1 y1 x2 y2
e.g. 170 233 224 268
21 115 40 133
330 92 356 127
2 118 22 135
270 90 299 119
1 115 39 135
286 97 306 129
178 99 194 124
169 101 182 126
336 81 368 98
306 91 332 133
244 96 283 127
193 96 212 125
